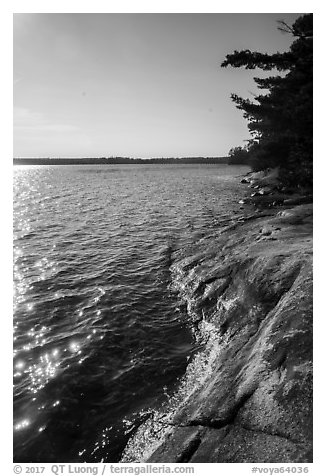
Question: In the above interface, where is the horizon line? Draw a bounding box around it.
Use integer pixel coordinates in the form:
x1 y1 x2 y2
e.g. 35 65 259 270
13 155 229 160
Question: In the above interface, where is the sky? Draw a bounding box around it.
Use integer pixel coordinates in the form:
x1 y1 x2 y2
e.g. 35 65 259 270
13 13 303 158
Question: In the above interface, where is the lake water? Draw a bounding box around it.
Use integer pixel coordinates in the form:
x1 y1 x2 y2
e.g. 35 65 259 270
13 164 249 462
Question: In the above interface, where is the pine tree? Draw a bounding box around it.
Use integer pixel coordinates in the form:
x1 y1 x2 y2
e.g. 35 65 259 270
221 14 313 188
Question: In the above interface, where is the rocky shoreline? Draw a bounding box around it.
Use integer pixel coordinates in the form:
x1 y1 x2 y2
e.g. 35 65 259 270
122 170 313 463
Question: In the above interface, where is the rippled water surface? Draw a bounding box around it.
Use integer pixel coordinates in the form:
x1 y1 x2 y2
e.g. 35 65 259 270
13 164 249 462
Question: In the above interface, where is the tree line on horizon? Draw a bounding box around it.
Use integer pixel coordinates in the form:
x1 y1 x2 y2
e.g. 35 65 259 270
223 13 312 188
13 156 229 165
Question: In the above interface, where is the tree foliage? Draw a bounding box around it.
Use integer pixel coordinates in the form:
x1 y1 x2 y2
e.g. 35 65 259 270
221 14 313 187
228 146 250 165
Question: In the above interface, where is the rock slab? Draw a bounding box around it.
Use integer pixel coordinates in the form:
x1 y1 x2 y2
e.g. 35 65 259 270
145 203 313 463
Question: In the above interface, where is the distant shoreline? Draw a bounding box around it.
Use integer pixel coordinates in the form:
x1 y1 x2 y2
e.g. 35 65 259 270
13 157 230 166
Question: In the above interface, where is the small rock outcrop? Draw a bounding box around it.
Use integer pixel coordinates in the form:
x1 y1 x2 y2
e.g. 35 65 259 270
239 168 312 210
